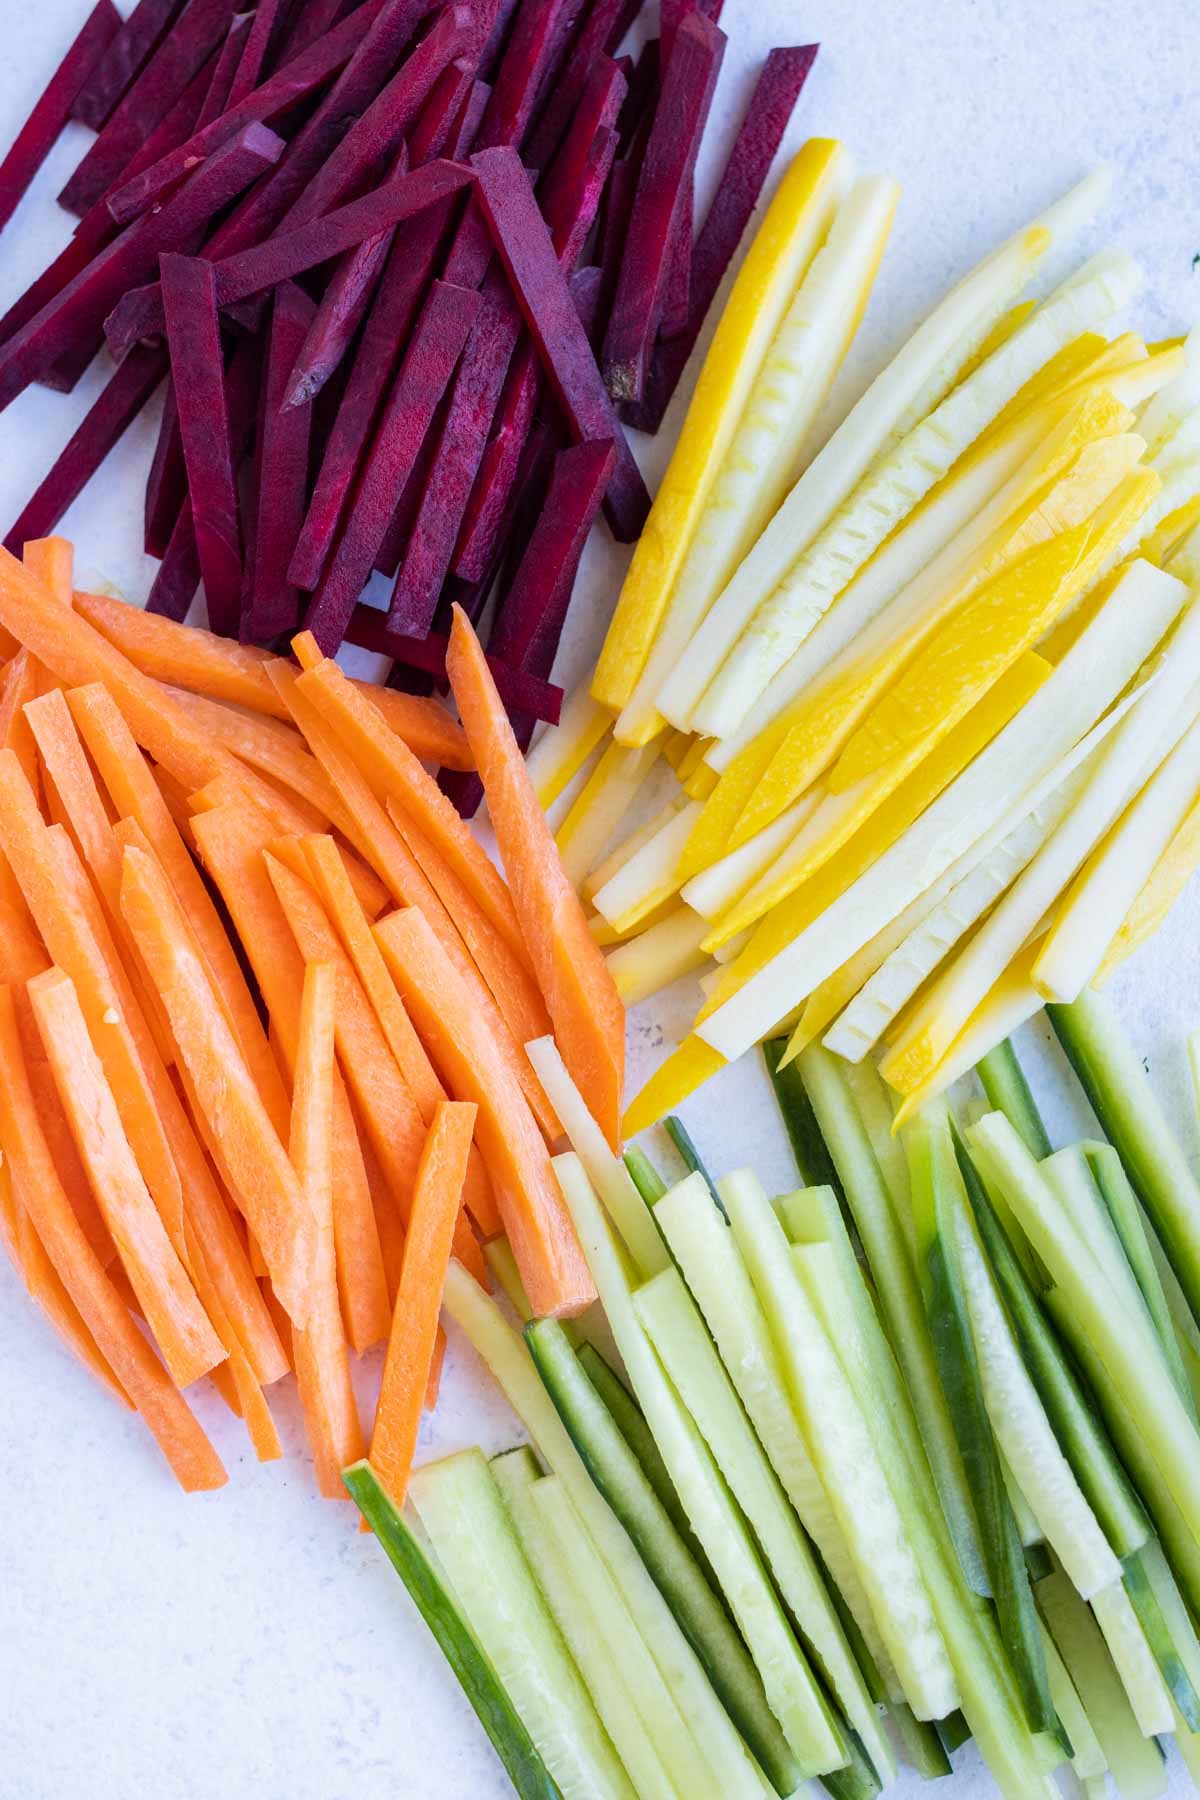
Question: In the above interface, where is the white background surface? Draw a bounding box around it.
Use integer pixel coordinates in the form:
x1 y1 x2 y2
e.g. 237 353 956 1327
0 1 1198 1795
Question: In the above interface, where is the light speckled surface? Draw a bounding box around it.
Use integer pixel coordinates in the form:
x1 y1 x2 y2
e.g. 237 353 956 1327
0 1 1198 1794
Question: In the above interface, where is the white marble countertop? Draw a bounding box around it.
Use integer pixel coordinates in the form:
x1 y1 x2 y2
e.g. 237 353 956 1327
0 0 1197 1794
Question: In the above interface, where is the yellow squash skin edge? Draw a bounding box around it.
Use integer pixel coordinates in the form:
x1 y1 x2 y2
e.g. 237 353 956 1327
590 139 850 714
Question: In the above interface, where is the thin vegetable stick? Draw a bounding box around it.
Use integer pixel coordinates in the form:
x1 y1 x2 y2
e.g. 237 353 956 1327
290 962 364 1500
67 681 291 1138
162 684 341 819
291 632 529 971
375 907 595 1319
266 660 559 1140
0 753 187 1242
119 842 317 1324
5 1162 131 1407
300 832 501 1238
25 686 178 1069
0 985 226 1489
71 589 474 768
22 536 74 604
190 804 390 1353
446 608 625 1151
28 966 224 1389
386 803 553 1101
186 766 329 841
264 850 486 1290
183 1216 280 1462
0 649 44 793
0 549 235 791
371 1101 476 1505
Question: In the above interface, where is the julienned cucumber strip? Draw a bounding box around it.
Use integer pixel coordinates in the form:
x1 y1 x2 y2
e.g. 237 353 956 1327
1039 1624 1106 1781
632 1259 895 1786
1043 1286 1200 1624
407 1450 637 1800
761 1038 851 1206
440 1263 774 1800
890 1700 952 1778
1140 1537 1200 1729
1036 1572 1168 1800
1084 1142 1196 1416
967 1112 1200 1545
904 1105 1057 1728
1049 988 1200 1328
1122 1547 1200 1729
1089 1579 1174 1738
653 1175 899 1689
935 1708 972 1757
664 1116 726 1212
799 1043 990 1598
719 1169 958 1723
552 1154 845 1784
526 1316 796 1791
573 1341 702 1564
623 1146 667 1206
953 1130 1149 1559
776 1215 1059 1799
341 1462 565 1800
975 1038 1053 1158
491 1453 684 1800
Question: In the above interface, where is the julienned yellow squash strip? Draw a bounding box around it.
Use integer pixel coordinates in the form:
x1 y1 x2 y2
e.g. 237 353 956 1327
527 684 612 810
591 139 848 711
716 390 1137 855
699 652 1054 970
831 458 1157 790
554 741 659 888
606 907 711 1007
706 650 1052 949
1094 790 1200 981
889 941 1046 1125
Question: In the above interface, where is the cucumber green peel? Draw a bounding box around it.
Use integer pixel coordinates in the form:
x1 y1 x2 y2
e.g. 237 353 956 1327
573 1341 702 1562
975 1038 1052 1159
342 1461 565 1800
665 1115 726 1213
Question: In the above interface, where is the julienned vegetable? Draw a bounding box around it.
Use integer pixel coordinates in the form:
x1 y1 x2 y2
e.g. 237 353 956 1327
2 0 818 817
366 1021 1200 1798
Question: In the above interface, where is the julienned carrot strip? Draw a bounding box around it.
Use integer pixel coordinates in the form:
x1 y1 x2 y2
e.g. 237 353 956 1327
263 850 487 1291
375 908 595 1319
446 607 625 1150
22 535 74 603
190 803 391 1353
0 751 188 1241
301 831 501 1239
7 1163 132 1408
71 589 474 769
0 649 44 793
185 767 329 842
265 660 559 1142
385 801 555 1111
370 1100 475 1505
66 681 292 1140
27 966 225 1390
25 685 179 1071
183 1214 281 1462
290 961 365 1500
0 551 234 792
0 1147 23 1273
0 984 226 1489
119 841 317 1325
291 633 529 969
18 710 285 1380
163 684 342 820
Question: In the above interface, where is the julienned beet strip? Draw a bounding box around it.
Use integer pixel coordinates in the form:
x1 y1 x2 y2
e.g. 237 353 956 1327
0 123 282 414
523 0 639 168
471 146 649 541
147 495 200 620
0 0 121 237
5 344 165 553
104 0 391 222
144 384 185 559
224 0 290 109
246 281 317 641
305 279 481 653
345 607 563 724
625 42 819 432
600 11 724 405
489 439 617 670
160 255 242 636
70 0 184 128
105 158 472 355
59 0 243 215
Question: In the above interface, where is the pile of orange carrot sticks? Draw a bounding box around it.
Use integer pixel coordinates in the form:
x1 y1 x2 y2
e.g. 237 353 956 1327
0 536 621 1507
